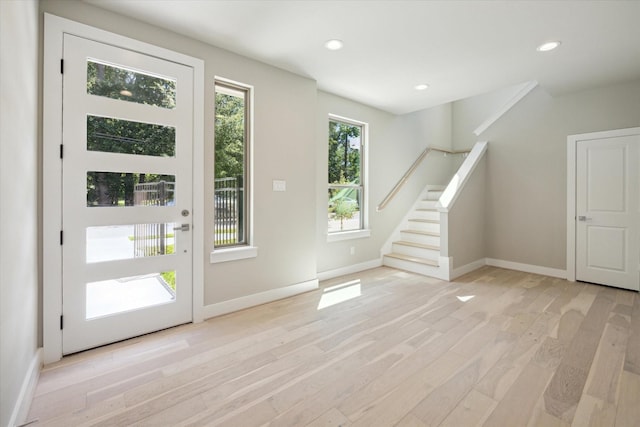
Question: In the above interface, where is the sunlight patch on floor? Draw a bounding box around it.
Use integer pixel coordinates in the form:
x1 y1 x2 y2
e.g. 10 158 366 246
318 279 362 310
456 295 475 302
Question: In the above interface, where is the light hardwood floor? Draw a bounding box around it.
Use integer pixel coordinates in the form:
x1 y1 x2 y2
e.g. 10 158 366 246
27 266 640 426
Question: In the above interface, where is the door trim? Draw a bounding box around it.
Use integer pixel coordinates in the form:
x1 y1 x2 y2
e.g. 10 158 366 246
566 126 640 283
43 14 205 364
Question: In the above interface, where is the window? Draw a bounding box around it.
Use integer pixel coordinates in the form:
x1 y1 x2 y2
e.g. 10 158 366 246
214 81 250 248
328 116 366 234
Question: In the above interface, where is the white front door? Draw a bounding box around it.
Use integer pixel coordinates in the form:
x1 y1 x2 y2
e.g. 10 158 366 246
575 132 640 291
61 34 194 354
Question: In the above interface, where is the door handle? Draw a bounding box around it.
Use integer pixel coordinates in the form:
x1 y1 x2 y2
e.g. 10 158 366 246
578 216 592 221
173 224 190 231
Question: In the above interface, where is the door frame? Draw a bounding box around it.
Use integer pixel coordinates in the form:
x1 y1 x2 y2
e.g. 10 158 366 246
566 126 640 283
43 14 205 364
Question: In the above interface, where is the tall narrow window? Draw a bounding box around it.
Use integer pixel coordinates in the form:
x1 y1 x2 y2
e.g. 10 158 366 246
214 81 250 247
328 117 365 233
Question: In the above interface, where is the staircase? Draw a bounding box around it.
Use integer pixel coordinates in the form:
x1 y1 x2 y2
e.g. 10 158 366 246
383 186 445 278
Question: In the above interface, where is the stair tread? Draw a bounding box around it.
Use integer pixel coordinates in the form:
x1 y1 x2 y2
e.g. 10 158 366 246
401 229 441 237
416 208 438 212
408 218 439 223
385 252 439 267
394 240 440 251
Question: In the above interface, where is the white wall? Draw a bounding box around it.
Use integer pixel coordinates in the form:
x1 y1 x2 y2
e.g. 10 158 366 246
0 0 40 425
316 92 454 274
454 80 640 270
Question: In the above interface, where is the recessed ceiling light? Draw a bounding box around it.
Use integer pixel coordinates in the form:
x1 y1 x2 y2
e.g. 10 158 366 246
537 41 561 52
324 39 343 51
414 84 429 91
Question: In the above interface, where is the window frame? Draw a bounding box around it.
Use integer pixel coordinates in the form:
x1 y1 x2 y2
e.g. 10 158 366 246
211 78 257 263
327 114 370 240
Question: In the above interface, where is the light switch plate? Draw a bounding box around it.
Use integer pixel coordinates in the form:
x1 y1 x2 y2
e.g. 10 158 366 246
273 180 286 192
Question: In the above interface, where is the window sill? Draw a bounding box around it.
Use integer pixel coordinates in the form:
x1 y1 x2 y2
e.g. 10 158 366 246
327 229 371 242
210 246 258 264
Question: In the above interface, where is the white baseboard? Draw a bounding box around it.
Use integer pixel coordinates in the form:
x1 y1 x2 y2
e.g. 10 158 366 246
317 258 382 281
486 258 567 279
10 348 42 427
450 258 486 280
202 279 319 320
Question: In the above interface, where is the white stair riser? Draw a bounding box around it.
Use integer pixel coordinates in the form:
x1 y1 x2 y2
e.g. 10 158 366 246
413 210 439 221
383 256 446 279
424 191 443 201
408 220 440 233
418 200 439 210
400 231 440 246
392 243 439 260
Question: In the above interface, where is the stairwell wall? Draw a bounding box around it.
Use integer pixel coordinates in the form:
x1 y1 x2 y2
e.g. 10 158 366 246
452 81 535 150
445 155 486 276
452 80 640 272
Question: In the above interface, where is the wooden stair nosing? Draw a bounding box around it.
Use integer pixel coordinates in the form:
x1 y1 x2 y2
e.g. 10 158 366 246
385 252 439 267
393 240 440 251
400 229 441 237
408 218 440 224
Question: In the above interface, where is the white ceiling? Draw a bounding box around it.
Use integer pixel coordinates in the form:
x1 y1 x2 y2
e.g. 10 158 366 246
84 0 640 115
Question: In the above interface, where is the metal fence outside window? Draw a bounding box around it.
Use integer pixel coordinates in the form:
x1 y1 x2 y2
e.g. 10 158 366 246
214 177 244 247
133 181 175 256
131 179 243 251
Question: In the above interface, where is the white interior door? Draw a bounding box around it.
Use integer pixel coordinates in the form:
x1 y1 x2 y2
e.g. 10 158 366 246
576 133 640 291
62 34 194 354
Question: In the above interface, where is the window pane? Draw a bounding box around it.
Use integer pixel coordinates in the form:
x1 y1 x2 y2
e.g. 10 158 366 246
328 117 364 233
86 271 176 319
86 172 175 207
87 115 175 157
214 83 247 246
86 224 177 263
328 187 362 233
214 177 244 246
328 120 361 185
87 60 176 109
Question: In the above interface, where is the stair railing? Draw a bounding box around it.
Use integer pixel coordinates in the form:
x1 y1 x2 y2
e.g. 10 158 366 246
376 146 470 212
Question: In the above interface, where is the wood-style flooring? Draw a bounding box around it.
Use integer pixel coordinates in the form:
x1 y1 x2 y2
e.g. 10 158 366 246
27 266 640 426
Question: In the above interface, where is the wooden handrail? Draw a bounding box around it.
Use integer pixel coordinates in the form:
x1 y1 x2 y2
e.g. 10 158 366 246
376 146 470 212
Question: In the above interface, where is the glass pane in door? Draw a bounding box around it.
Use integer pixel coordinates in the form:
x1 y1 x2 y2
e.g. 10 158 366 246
86 172 175 207
86 223 177 263
87 115 176 157
87 60 176 108
86 271 176 319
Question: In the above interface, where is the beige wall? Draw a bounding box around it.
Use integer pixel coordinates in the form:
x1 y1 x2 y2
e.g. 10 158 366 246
455 80 640 270
0 0 40 425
